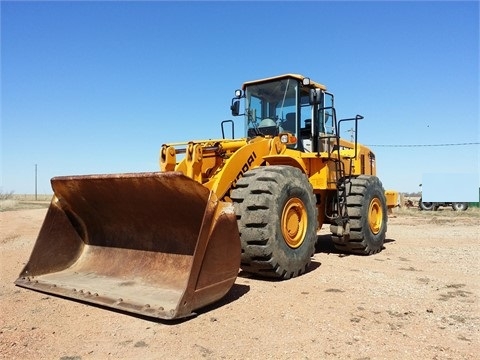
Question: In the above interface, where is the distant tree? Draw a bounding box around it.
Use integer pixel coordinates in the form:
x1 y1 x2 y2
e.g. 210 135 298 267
402 191 421 197
0 190 15 200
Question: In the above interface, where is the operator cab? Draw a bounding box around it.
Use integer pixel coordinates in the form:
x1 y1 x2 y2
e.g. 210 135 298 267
231 74 336 152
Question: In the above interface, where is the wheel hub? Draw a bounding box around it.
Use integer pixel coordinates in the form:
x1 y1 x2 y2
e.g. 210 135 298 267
281 198 307 249
368 198 383 235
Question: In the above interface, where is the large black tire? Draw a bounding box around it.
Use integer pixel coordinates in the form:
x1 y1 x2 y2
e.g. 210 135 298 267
419 198 434 211
331 175 387 255
452 202 468 211
230 165 318 279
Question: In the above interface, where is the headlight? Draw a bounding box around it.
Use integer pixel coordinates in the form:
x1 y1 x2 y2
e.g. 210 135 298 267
280 133 297 145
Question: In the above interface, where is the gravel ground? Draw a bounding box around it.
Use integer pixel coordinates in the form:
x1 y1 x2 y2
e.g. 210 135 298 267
1 207 479 359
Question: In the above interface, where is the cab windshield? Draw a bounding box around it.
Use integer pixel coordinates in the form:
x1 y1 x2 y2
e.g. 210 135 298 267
244 78 298 137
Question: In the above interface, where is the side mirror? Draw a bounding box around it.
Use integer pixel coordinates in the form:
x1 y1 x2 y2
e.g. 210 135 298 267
231 100 240 116
309 88 322 105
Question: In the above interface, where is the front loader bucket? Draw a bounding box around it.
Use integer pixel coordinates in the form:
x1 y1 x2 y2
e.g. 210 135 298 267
15 172 241 320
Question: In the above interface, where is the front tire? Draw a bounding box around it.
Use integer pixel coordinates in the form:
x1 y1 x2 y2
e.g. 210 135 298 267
230 166 318 279
331 175 387 255
419 198 435 211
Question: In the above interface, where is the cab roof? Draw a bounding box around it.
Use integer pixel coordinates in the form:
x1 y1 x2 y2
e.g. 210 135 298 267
242 74 327 91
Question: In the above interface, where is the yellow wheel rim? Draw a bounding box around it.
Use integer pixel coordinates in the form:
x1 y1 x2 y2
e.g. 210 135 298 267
281 198 307 249
368 198 383 235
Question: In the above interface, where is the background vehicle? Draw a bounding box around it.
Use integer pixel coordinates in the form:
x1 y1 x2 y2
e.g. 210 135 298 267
419 199 469 211
16 74 394 320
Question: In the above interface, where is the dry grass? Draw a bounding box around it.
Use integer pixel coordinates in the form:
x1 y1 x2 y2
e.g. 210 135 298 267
0 199 19 212
0 194 51 212
390 204 480 227
393 205 480 219
12 194 53 201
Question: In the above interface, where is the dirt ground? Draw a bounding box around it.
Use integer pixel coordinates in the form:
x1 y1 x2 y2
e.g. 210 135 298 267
1 205 479 360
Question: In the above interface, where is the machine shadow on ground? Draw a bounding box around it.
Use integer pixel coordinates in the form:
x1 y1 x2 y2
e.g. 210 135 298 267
195 283 250 318
315 234 397 255
315 234 338 254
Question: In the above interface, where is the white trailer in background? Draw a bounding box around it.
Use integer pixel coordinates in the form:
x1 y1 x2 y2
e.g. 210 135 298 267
419 173 479 211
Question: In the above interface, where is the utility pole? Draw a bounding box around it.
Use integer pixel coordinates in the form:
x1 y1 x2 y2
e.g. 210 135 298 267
35 164 38 201
347 128 355 142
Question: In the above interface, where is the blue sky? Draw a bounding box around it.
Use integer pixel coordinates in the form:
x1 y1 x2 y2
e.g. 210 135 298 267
1 1 479 195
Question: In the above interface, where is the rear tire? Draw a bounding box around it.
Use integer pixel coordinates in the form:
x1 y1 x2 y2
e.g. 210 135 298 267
331 175 387 255
452 202 468 211
230 166 318 279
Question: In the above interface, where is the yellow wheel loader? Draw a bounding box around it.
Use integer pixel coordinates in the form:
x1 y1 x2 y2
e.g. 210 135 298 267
16 74 392 320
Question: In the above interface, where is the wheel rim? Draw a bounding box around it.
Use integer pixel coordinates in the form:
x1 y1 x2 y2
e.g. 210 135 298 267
368 198 383 235
281 197 307 249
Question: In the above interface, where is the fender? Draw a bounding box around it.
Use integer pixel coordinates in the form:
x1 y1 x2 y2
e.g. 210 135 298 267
205 139 273 199
232 151 257 187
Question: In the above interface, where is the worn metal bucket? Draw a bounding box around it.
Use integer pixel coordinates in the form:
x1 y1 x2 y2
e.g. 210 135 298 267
15 172 241 320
